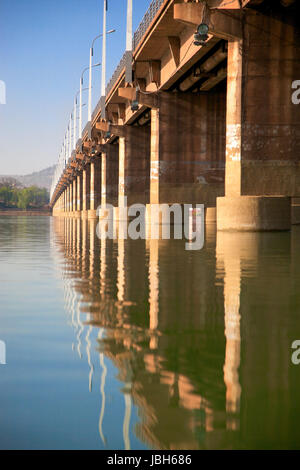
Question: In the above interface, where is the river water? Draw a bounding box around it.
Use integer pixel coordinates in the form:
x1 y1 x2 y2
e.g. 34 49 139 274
0 215 300 450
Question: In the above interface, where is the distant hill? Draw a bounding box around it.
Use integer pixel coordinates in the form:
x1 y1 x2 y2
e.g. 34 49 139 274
0 165 55 191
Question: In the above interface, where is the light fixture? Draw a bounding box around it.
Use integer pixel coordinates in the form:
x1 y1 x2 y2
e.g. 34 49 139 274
131 100 139 112
194 23 209 46
197 23 209 36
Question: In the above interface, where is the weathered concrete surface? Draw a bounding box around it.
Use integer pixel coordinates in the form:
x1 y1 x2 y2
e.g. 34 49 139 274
88 159 101 219
150 90 226 207
217 196 291 231
240 10 300 197
106 143 119 207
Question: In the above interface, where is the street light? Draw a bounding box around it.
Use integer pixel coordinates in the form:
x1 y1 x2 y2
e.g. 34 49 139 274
126 0 133 84
89 28 115 121
100 1 117 118
79 63 101 138
73 86 90 146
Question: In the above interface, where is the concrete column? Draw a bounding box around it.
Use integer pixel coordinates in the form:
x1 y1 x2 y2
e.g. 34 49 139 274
70 182 73 214
217 38 291 231
67 185 70 215
99 152 110 222
82 169 88 219
224 40 242 198
88 161 98 219
150 109 159 206
114 125 150 221
106 144 119 207
101 153 107 208
90 162 95 211
146 92 226 227
114 137 128 222
77 175 81 213
119 137 126 208
146 108 160 226
73 179 77 217
72 175 80 218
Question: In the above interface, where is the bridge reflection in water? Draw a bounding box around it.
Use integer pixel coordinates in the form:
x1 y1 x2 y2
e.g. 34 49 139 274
52 218 300 450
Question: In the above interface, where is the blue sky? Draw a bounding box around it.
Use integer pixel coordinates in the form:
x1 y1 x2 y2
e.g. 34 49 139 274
0 0 151 175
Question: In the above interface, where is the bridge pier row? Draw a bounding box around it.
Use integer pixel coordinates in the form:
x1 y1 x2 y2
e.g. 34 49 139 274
114 126 150 222
81 166 91 220
88 158 101 220
217 10 299 231
146 90 226 225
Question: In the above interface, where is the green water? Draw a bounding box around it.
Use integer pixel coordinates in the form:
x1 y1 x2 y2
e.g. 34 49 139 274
0 215 300 450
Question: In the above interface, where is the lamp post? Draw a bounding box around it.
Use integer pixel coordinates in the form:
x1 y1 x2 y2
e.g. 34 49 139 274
126 0 133 84
73 97 77 150
100 0 107 118
88 29 115 122
68 115 72 159
80 63 101 138
73 86 90 148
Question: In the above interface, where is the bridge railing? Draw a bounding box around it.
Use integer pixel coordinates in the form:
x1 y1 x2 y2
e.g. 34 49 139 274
105 0 164 98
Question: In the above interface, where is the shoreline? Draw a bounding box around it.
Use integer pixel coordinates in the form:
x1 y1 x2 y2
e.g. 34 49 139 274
0 210 51 216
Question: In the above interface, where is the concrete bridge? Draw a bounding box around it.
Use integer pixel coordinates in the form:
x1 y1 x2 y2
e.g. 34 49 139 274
51 0 300 231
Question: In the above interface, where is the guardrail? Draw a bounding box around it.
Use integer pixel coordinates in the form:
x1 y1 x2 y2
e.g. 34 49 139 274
105 0 164 97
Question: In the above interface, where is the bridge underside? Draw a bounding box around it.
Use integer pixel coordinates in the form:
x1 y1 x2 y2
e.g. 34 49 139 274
52 0 300 231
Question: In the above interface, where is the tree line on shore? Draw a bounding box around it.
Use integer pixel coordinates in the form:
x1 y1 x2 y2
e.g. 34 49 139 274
0 183 49 210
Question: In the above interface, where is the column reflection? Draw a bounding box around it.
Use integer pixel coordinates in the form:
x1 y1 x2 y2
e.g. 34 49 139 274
53 217 256 450
216 231 258 431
